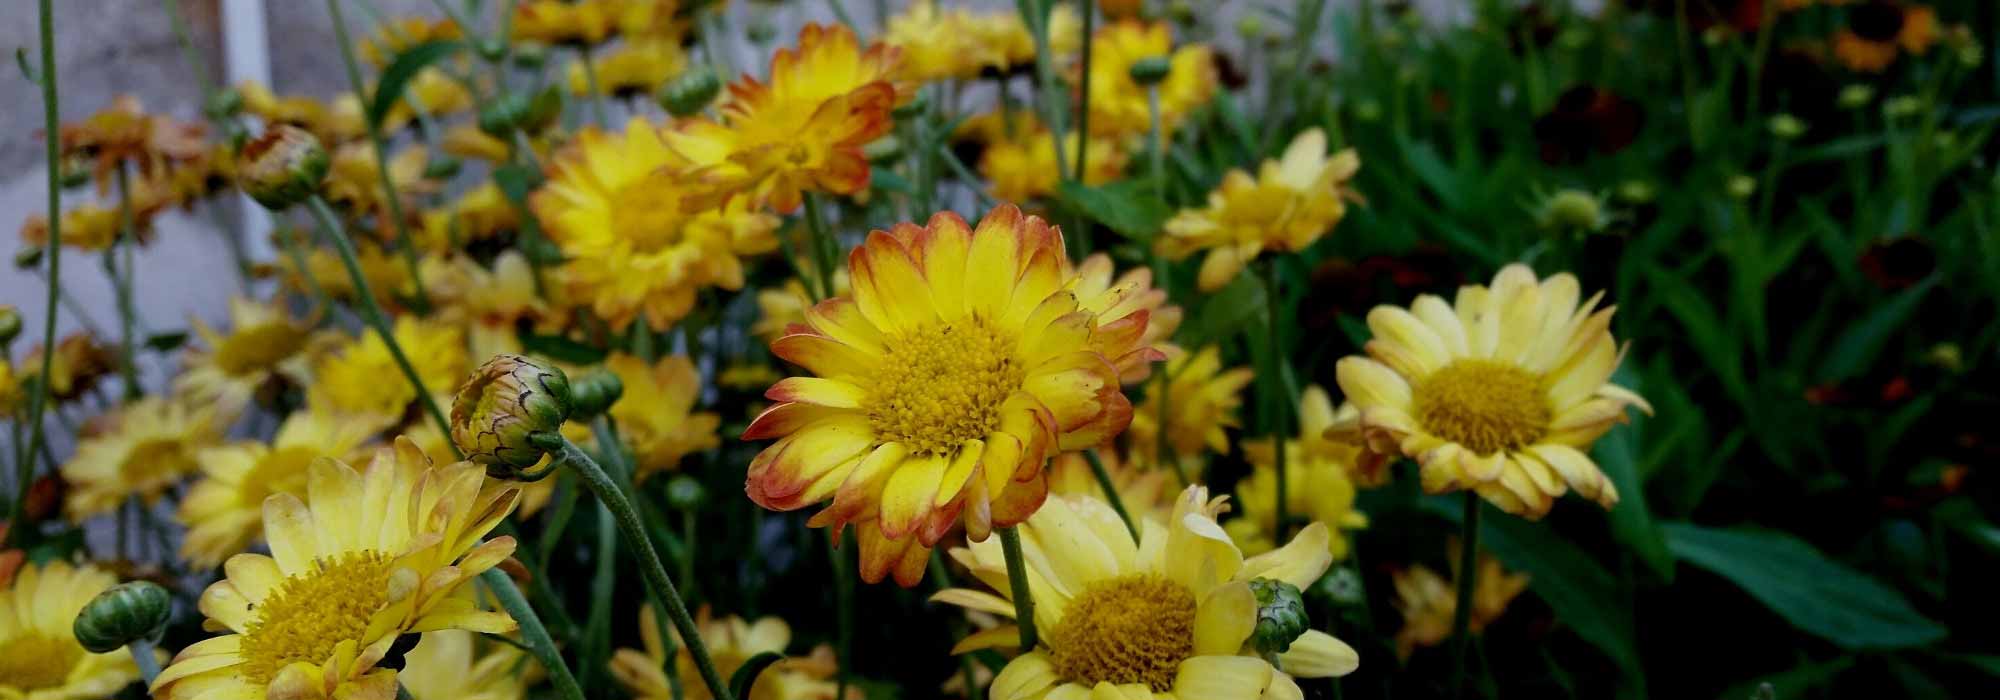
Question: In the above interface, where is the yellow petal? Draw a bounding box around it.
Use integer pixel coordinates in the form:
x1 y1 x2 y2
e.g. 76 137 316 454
1192 581 1256 656
1276 630 1360 678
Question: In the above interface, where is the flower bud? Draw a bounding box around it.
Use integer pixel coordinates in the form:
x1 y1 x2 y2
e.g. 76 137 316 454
1129 56 1172 86
1314 567 1366 607
1536 189 1608 234
1838 84 1875 110
658 67 723 117
1882 95 1922 119
1352 98 1383 123
423 156 464 180
0 305 20 346
73 581 172 653
204 88 244 120
1249 578 1309 657
1767 114 1806 140
523 85 566 134
1235 15 1263 42
863 135 902 165
474 37 510 63
13 245 43 270
238 125 330 210
511 43 549 69
1726 174 1757 200
451 354 573 473
478 93 534 138
1168 1 1194 27
1614 179 1656 205
666 474 706 510
568 368 625 419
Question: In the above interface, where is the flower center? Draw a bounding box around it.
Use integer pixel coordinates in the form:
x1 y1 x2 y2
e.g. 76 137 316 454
1412 359 1551 456
238 550 395 685
122 438 198 485
866 316 1024 456
1048 574 1197 691
0 634 84 690
608 170 689 253
214 323 307 376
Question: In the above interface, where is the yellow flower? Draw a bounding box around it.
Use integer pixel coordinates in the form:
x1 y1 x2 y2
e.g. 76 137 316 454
398 630 539 700
977 116 1128 203
0 358 18 417
752 267 851 343
153 439 521 700
424 251 558 359
19 204 141 251
1391 545 1529 659
384 69 475 122
1159 128 1361 291
534 118 781 331
1128 346 1253 464
14 333 118 402
309 316 468 426
513 0 621 45
418 182 521 254
174 297 315 422
357 16 463 67
441 123 517 162
1071 252 1181 384
593 353 720 481
885 1 1006 83
611 606 850 700
1084 20 1216 138
935 486 1359 698
238 82 371 145
58 95 209 192
62 397 220 519
324 143 436 241
743 206 1151 586
178 410 377 569
1227 386 1371 559
718 363 784 392
568 39 686 96
1047 447 1176 520
0 562 142 697
1328 264 1652 519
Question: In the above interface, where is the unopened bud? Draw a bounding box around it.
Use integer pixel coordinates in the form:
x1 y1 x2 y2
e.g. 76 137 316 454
1726 174 1757 200
863 135 902 165
451 354 573 476
568 369 625 419
511 43 549 69
1536 189 1607 234
1235 15 1263 42
658 67 723 117
1129 56 1172 86
238 124 330 210
1768 114 1806 140
73 581 173 653
1249 578 1309 658
478 93 533 137
423 156 464 180
14 245 43 270
1615 179 1655 205
0 305 20 345
1838 84 1875 109
666 474 707 510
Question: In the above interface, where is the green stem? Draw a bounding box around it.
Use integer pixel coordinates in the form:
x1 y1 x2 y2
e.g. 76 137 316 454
110 164 141 400
1147 85 1166 200
304 195 459 458
825 0 859 34
830 528 855 700
480 568 586 700
1447 492 1482 700
997 525 1038 652
1072 0 1094 183
326 0 431 312
802 193 840 301
12 0 63 549
1081 450 1137 540
577 46 610 125
1015 0 1069 177
1152 369 1186 487
544 435 737 700
281 227 334 320
1259 259 1290 538
128 640 161 685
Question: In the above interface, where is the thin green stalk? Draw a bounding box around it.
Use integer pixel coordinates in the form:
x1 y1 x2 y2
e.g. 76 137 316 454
1447 492 1482 700
1259 259 1290 537
304 195 459 458
826 0 859 34
935 140 997 209
326 0 431 311
997 525 1037 652
109 165 141 400
577 47 610 125
830 529 855 700
1073 1 1094 182
481 569 586 700
281 227 334 320
541 435 737 700
802 193 840 301
1015 0 1070 177
1081 450 1137 540
129 640 162 685
1743 0 1781 121
1148 85 1166 199
12 0 63 548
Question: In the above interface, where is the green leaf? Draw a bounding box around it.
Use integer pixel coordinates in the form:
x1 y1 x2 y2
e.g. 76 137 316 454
729 651 787 700
1595 367 1673 580
492 163 542 204
144 331 189 353
1816 277 1936 383
1792 135 1885 163
1177 274 1263 349
1662 522 1946 649
366 40 465 128
1210 94 1261 163
1647 270 1750 406
1056 180 1171 243
1396 137 1465 210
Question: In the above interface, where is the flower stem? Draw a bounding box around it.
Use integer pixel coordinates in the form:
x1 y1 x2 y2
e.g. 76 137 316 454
303 194 459 459
128 639 161 685
109 164 142 401
11 0 63 549
997 525 1037 652
1147 85 1166 200
547 435 737 700
281 227 334 321
1259 259 1290 537
326 0 431 312
829 528 855 700
802 193 840 301
1014 0 1068 176
1447 491 1482 700
480 568 586 700
1082 449 1138 541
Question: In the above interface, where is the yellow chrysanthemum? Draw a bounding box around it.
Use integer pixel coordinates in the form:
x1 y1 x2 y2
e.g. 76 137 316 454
752 267 851 343
286 240 409 305
568 39 686 96
885 1 1006 83
152 439 522 700
611 606 850 700
1128 346 1253 464
1392 545 1529 659
178 410 378 569
14 334 117 403
1072 253 1181 384
62 397 220 519
324 143 435 241
1159 129 1361 291
309 317 468 426
1227 386 1371 559
174 297 314 422
935 486 1359 698
19 204 135 251
441 123 516 163
0 562 142 698
236 82 371 146
417 182 519 254
1084 20 1216 138
513 0 620 45
743 206 1156 586
1328 264 1652 519
591 353 720 481
1047 447 1176 520
357 16 463 67
533 118 780 331
424 251 558 360
977 116 1127 203
398 630 539 700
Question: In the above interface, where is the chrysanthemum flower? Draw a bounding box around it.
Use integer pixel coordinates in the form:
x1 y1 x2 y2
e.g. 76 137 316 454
611 605 850 700
1227 386 1371 559
567 39 686 97
1158 128 1361 291
1071 253 1181 383
424 251 559 359
59 95 208 193
744 206 1153 586
14 333 117 402
397 630 540 700
309 316 468 427
417 182 520 254
20 203 154 251
174 297 315 422
1392 545 1529 659
178 410 377 569
1084 21 1217 138
752 268 851 343
935 486 1359 699
1328 264 1651 519
62 397 220 519
976 117 1128 203
356 16 463 67
1832 2 1937 72
885 1 1004 83
0 562 142 697
324 143 437 241
1128 346 1253 464
534 118 780 331
580 353 721 482
512 0 620 45
153 439 521 700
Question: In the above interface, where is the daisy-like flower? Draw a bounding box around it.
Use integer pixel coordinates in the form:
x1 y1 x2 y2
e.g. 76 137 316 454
152 439 521 700
1392 545 1529 659
178 410 377 569
424 251 560 359
1158 129 1362 291
1071 253 1181 384
309 316 468 427
567 40 686 97
579 353 721 482
1128 346 1254 464
0 561 142 697
1833 2 1937 72
743 206 1156 586
13 334 117 403
1227 386 1371 559
935 486 1360 699
533 118 781 331
174 297 315 422
1083 21 1217 138
885 1 1005 83
398 630 539 700
752 267 851 343
611 605 850 700
417 182 519 254
977 116 1128 203
1047 447 1176 520
20 203 155 251
1328 264 1652 519
58 95 208 193
324 143 437 241
62 397 220 519
512 0 620 45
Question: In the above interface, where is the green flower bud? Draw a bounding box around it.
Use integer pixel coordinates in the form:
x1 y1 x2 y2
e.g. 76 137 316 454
0 305 20 346
1838 84 1875 110
1614 179 1656 205
1235 15 1263 41
1313 567 1365 607
238 124 330 210
523 85 566 134
1882 95 1922 119
1129 56 1172 86
451 354 573 474
204 88 244 120
1249 578 1310 657
659 67 723 118
512 43 549 69
14 245 44 270
666 475 707 510
1767 114 1806 140
863 135 903 165
1726 174 1757 200
568 369 625 419
478 93 534 138
423 156 464 180
73 581 173 653
1536 189 1609 234
475 37 510 63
